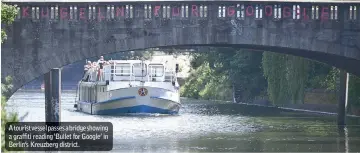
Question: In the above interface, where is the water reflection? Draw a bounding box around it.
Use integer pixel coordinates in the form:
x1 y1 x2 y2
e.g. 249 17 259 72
6 90 360 152
337 125 349 153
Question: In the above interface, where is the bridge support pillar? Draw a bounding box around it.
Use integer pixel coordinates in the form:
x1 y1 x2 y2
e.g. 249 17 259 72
337 70 349 126
44 68 61 122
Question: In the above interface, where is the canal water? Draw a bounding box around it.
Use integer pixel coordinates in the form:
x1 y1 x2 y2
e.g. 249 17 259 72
6 90 360 152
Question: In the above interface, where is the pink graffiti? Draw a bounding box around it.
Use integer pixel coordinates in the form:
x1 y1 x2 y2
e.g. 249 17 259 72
98 7 105 21
60 7 68 19
154 5 160 16
172 7 180 16
41 8 48 18
228 6 235 16
79 8 86 19
192 5 198 16
19 4 336 22
116 6 124 17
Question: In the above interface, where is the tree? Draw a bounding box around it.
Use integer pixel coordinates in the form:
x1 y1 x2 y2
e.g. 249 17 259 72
1 3 18 43
262 52 310 105
1 3 19 152
181 48 266 102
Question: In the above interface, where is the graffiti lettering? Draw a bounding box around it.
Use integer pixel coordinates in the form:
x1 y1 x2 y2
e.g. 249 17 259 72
154 5 160 16
192 5 198 16
22 7 29 17
41 8 49 18
116 6 124 17
246 6 254 16
230 20 243 35
60 8 68 19
265 5 272 16
98 7 105 21
321 7 329 22
17 4 348 23
228 6 235 16
303 8 310 21
79 8 86 20
172 7 180 16
283 6 291 18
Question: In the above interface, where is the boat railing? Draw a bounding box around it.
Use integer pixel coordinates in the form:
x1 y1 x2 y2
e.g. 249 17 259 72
85 63 177 83
164 71 176 82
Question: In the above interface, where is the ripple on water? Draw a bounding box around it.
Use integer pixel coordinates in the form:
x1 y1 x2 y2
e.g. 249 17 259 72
6 90 259 142
8 90 360 152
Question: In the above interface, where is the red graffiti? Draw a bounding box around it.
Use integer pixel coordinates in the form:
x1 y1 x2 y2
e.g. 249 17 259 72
321 7 329 22
302 8 309 21
283 6 291 18
228 6 235 16
265 5 272 16
116 6 124 17
22 7 29 17
192 5 198 16
60 8 68 19
79 8 86 20
41 8 48 18
18 5 333 23
98 7 105 21
154 5 160 16
246 6 253 16
172 7 180 16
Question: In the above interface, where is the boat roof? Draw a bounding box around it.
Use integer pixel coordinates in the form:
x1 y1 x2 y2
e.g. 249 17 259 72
2 0 359 3
108 59 169 65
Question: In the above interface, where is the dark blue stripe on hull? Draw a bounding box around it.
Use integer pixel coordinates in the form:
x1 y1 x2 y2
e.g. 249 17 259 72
95 105 179 115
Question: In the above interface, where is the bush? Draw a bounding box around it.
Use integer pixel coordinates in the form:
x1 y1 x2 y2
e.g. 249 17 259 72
1 76 19 152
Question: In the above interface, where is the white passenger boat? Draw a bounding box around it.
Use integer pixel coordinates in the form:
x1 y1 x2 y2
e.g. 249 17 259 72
74 59 181 115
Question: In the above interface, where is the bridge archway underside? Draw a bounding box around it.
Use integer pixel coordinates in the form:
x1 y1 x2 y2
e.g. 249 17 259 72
1 2 360 93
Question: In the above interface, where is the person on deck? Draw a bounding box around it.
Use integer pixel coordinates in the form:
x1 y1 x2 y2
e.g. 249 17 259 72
97 56 106 81
82 61 92 81
98 56 105 69
84 61 92 75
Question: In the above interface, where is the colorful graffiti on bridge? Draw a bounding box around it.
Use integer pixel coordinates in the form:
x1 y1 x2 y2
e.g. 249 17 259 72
17 4 358 22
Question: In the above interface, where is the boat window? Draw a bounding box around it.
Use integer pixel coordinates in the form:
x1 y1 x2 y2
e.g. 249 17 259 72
115 63 131 76
149 64 164 77
132 63 147 77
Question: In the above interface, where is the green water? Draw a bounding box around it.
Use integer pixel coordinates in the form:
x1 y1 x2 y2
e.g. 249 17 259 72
6 90 360 152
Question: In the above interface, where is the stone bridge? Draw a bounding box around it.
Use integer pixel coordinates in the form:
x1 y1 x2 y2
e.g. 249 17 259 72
1 0 360 94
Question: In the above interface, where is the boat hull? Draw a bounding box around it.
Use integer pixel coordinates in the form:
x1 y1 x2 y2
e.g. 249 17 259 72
76 86 181 115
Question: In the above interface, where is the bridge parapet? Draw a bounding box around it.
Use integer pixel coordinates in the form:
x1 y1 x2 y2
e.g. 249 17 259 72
4 2 359 26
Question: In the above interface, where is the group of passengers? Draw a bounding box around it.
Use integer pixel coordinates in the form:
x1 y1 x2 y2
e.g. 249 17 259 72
83 56 112 81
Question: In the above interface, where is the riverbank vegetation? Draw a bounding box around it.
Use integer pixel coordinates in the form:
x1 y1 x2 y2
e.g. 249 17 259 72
2 3 19 152
180 48 360 115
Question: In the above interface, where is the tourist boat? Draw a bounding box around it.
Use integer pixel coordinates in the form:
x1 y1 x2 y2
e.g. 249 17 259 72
74 59 181 115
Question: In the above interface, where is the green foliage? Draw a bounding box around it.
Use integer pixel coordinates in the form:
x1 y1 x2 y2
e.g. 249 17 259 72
321 67 339 91
306 62 332 89
1 3 18 43
262 52 288 104
180 62 221 99
1 76 19 152
319 68 360 106
262 52 311 105
181 48 266 102
1 3 19 152
229 50 266 102
181 46 360 107
349 75 360 106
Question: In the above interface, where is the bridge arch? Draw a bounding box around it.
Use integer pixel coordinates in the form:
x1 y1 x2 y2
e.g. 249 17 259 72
1 1 360 94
